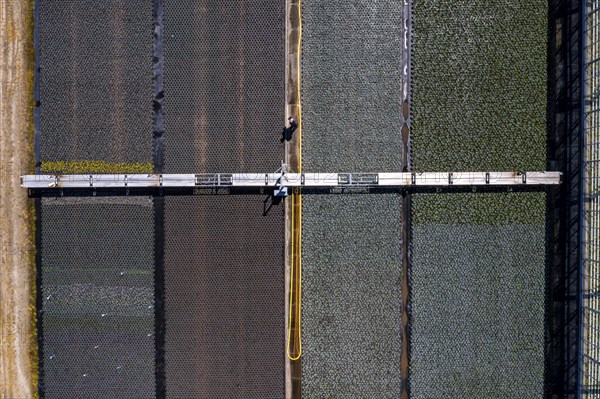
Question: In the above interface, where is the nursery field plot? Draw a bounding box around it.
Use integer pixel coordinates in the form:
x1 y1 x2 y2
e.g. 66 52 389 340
164 196 284 398
163 0 284 173
411 1 547 171
301 0 403 172
410 192 546 399
300 1 404 396
38 0 154 163
40 198 155 398
301 194 402 398
162 2 285 396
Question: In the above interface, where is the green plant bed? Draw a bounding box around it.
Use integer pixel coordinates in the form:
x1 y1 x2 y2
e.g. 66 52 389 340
411 0 547 171
41 160 153 174
412 191 546 225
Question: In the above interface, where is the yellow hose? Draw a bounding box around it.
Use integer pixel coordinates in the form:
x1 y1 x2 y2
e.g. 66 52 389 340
287 191 302 361
286 0 302 361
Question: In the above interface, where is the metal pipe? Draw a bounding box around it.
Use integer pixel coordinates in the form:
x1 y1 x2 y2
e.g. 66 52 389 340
578 0 588 396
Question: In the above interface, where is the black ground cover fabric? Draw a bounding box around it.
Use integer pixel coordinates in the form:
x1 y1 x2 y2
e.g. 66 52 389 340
39 0 153 163
41 198 155 398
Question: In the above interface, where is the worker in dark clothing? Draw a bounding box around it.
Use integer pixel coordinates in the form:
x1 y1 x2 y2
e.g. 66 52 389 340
281 116 298 142
288 116 298 131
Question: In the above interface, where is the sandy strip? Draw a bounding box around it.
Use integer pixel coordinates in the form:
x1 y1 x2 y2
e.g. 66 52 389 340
0 0 36 397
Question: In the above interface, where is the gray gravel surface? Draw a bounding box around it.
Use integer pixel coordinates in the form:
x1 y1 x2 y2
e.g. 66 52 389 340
302 193 402 398
39 0 153 163
410 193 546 399
301 0 403 172
41 198 155 398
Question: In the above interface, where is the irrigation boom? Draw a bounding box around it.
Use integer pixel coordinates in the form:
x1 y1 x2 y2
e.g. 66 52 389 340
21 168 562 196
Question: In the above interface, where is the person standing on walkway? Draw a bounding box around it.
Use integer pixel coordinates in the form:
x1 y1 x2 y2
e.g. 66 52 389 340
288 116 298 132
281 116 298 142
